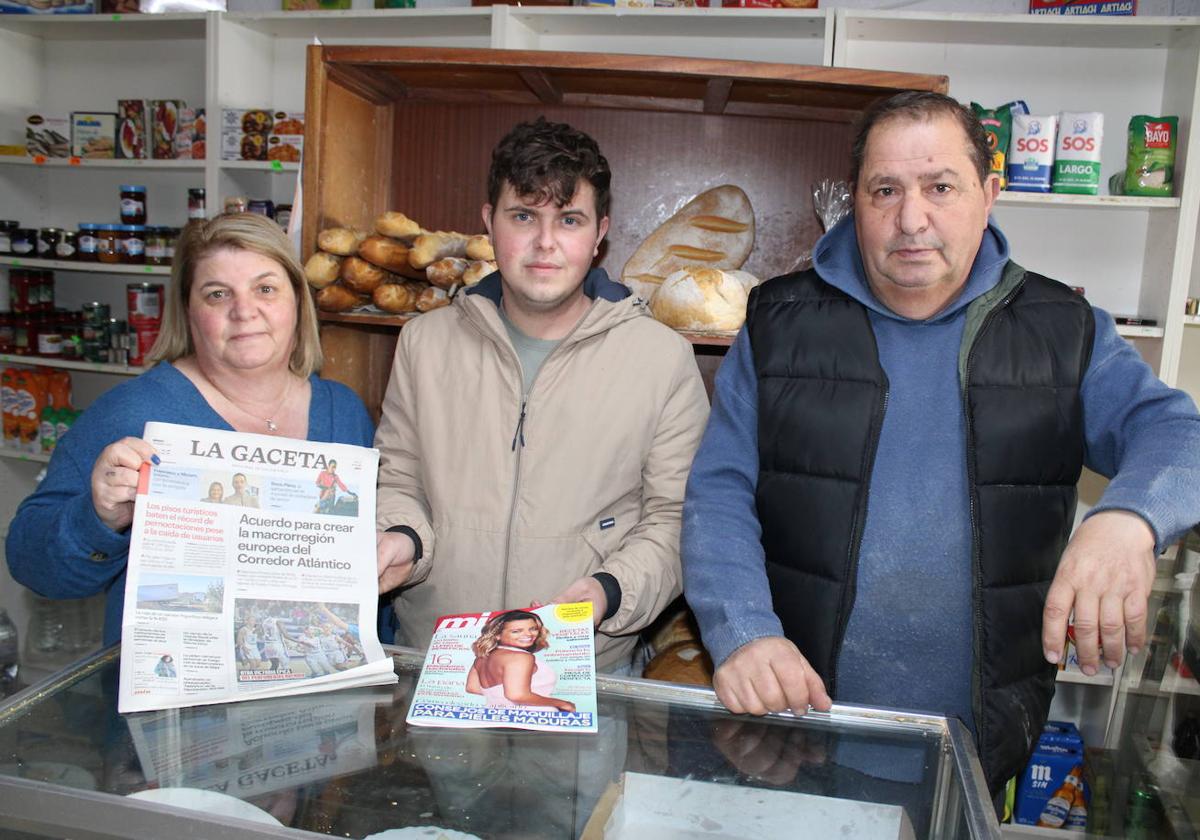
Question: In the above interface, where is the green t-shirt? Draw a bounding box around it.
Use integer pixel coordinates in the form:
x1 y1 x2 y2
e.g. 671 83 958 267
499 305 560 395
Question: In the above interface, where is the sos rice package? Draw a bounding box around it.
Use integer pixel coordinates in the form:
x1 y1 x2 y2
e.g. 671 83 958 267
1052 112 1103 195
1007 114 1057 193
972 100 1028 189
1123 115 1178 197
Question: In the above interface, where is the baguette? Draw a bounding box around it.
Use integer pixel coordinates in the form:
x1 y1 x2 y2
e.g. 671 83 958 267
462 260 497 287
358 235 412 273
621 185 755 301
317 227 368 256
372 282 418 314
426 257 469 290
465 234 495 262
409 231 470 269
415 285 450 312
374 211 423 242
315 284 364 313
340 256 391 295
304 252 342 289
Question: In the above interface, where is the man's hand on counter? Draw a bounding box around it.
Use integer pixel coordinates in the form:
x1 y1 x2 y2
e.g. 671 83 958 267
713 636 832 717
377 530 417 594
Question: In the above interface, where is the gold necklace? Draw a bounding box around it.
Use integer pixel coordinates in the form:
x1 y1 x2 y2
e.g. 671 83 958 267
210 372 294 434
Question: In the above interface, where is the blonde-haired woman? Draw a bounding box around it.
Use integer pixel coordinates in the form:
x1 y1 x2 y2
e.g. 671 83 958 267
466 610 575 712
7 214 374 647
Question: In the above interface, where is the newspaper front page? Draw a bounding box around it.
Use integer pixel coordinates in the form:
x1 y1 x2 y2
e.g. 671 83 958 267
406 603 598 733
118 422 396 713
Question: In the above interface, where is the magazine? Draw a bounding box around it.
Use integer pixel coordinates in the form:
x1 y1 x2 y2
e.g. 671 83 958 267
406 603 598 733
117 421 397 714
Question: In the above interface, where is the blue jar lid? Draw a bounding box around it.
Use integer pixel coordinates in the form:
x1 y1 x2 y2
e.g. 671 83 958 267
99 224 118 231
78 223 98 231
119 185 147 193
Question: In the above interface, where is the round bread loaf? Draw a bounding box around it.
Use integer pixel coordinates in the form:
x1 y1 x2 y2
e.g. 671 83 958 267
649 267 759 332
304 252 342 289
316 227 368 256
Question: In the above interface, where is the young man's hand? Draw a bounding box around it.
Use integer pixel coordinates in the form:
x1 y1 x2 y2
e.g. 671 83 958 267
377 531 417 593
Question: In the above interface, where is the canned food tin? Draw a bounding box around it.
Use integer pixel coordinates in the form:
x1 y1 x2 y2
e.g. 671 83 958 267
127 282 163 322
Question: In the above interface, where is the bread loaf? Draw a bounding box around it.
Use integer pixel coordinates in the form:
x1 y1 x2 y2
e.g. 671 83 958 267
621 185 755 301
372 282 418 314
649 267 760 332
374 211 423 242
462 260 497 287
339 256 391 295
315 284 364 313
642 641 713 687
409 231 470 269
304 252 342 289
465 235 495 262
415 285 450 312
358 235 411 273
317 227 368 256
426 257 469 290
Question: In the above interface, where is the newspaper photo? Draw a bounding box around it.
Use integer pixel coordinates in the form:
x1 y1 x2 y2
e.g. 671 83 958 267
117 421 397 714
406 603 598 733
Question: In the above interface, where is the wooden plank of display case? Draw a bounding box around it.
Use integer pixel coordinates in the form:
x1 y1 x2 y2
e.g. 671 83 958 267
318 321 401 424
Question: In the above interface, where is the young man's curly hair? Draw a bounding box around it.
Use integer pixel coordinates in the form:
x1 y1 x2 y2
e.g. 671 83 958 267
487 117 611 220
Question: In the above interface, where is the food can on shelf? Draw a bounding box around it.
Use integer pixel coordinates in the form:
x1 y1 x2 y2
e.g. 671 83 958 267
9 271 31 315
127 282 163 366
224 196 248 214
247 199 275 219
188 188 206 220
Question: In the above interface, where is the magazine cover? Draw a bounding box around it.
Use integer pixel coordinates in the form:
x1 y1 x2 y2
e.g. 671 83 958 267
117 421 396 714
406 603 598 733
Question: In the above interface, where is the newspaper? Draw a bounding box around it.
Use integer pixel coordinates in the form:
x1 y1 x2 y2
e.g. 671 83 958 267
406 603 598 733
117 422 397 714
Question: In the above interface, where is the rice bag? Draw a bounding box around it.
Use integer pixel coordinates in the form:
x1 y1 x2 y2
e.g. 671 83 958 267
1123 115 1178 197
1007 114 1057 193
1052 112 1103 195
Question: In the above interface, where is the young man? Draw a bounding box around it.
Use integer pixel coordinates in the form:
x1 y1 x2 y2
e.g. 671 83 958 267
682 91 1200 795
375 118 709 673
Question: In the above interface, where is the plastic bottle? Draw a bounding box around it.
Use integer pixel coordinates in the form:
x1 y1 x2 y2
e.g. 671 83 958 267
0 608 18 689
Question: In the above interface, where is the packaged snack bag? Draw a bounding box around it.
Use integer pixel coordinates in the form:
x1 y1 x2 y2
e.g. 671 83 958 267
972 100 1028 189
1124 115 1178 197
1007 114 1057 193
1053 112 1104 195
1 368 17 447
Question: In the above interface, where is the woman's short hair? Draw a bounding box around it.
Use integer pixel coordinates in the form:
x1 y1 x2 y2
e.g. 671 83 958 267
472 610 550 657
147 213 322 377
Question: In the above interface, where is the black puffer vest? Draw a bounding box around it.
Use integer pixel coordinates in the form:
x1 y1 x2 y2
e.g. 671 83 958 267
746 264 1094 793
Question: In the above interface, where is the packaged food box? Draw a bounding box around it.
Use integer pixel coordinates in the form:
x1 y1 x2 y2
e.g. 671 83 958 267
25 115 70 158
267 134 303 163
175 107 195 160
222 108 274 135
1015 722 1088 827
270 110 304 136
151 99 184 160
117 100 150 160
71 112 117 159
192 108 207 160
221 130 270 161
0 0 94 13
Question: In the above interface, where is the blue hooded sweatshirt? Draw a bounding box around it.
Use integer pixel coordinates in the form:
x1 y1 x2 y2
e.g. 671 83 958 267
682 213 1200 734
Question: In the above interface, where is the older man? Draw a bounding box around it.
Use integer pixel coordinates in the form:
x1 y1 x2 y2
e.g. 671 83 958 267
682 91 1200 793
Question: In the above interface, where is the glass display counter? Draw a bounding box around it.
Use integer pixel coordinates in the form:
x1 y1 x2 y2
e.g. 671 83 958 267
0 645 999 839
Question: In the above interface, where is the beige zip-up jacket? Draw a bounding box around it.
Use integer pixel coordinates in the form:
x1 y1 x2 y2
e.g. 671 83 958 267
375 270 710 671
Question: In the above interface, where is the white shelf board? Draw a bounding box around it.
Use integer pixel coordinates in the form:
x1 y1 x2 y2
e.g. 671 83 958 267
0 353 145 376
1056 668 1115 687
0 156 204 170
218 160 300 173
0 257 170 276
0 12 207 41
0 449 51 465
505 7 826 41
995 191 1180 210
1116 324 1166 339
223 8 491 40
837 10 1198 50
1185 315 1200 328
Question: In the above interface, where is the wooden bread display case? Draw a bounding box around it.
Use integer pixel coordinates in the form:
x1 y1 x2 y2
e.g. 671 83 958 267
302 46 948 419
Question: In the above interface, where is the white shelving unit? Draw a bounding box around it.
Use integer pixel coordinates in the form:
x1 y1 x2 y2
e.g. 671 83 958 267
0 353 144 376
0 7 1198 785
833 10 1200 390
